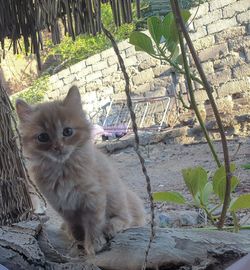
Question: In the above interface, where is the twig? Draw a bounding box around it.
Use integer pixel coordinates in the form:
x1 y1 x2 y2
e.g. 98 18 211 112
52 57 71 74
230 142 242 162
177 91 191 110
171 0 232 229
102 24 155 270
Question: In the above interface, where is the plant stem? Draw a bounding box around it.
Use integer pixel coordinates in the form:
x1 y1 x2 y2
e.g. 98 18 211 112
178 91 191 109
202 207 217 226
153 48 204 85
208 203 222 215
171 0 232 229
171 10 221 168
232 211 240 233
193 225 250 231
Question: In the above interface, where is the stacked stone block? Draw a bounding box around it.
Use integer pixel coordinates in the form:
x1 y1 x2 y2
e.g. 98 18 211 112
45 0 250 120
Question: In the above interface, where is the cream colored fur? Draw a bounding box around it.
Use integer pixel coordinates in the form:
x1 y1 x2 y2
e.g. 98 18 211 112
16 86 145 255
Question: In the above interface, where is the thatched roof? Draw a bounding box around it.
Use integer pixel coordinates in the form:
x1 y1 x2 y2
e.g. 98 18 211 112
0 0 140 69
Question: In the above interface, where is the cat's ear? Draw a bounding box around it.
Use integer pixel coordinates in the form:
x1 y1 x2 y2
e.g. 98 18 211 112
63 85 82 109
15 99 33 122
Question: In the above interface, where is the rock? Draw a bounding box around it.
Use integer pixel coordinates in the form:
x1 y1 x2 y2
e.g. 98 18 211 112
235 114 250 123
93 227 250 270
0 221 100 270
162 127 188 142
158 211 200 228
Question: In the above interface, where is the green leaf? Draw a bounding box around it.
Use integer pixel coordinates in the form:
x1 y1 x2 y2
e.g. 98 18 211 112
213 164 239 201
176 54 184 66
241 163 250 170
167 41 178 54
170 45 180 61
181 10 192 24
162 13 175 43
194 192 202 207
162 10 191 44
147 16 162 45
213 164 236 183
229 194 250 211
201 182 213 206
182 167 208 198
129 32 155 55
153 191 186 204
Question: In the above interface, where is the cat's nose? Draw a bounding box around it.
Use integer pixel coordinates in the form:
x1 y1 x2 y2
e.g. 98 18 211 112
52 142 64 153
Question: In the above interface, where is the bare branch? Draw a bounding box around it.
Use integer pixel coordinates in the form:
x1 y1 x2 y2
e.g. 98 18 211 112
101 24 155 270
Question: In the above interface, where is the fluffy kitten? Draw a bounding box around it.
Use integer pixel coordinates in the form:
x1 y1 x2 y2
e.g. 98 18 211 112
16 86 145 255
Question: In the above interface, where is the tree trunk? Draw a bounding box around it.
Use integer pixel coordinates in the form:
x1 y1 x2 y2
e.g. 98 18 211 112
0 80 33 225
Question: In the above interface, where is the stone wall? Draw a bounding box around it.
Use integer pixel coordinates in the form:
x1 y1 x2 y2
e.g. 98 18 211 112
45 0 250 123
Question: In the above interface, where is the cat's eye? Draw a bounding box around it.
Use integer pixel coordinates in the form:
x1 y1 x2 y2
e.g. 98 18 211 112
63 127 73 137
38 133 50 142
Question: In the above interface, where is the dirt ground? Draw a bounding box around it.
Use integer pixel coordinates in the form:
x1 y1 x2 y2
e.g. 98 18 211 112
110 137 250 213
45 136 250 228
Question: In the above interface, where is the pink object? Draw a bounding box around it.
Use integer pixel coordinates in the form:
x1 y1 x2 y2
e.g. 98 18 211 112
91 124 105 139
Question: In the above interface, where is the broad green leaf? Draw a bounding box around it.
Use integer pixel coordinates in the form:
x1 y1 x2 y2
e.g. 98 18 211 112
170 45 180 61
213 164 239 201
153 191 186 204
162 10 191 45
229 194 250 211
215 176 239 201
167 41 178 54
147 17 162 45
129 32 155 55
176 54 184 66
181 10 192 24
194 192 202 207
201 182 213 206
213 164 236 184
162 13 175 43
182 167 208 198
241 163 250 170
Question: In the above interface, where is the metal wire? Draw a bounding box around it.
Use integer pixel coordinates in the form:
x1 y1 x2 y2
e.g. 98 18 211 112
101 96 171 135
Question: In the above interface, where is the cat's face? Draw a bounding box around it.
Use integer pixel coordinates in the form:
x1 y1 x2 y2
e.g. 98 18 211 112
16 86 90 163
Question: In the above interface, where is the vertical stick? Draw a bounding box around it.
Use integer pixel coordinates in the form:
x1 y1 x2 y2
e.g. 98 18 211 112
170 0 232 228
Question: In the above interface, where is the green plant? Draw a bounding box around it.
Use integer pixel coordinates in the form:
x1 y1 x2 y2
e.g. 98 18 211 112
45 34 109 68
129 3 241 230
153 166 250 232
12 75 49 104
43 3 135 71
241 164 250 170
129 11 220 166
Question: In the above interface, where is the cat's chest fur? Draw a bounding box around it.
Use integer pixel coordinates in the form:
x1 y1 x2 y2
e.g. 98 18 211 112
29 149 101 213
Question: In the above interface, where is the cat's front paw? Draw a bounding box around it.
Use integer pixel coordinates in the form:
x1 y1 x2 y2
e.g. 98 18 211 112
103 223 116 240
93 234 107 254
67 240 86 258
104 218 127 240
